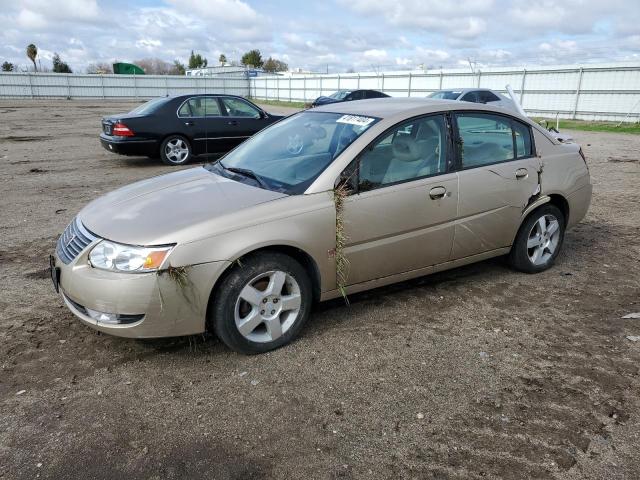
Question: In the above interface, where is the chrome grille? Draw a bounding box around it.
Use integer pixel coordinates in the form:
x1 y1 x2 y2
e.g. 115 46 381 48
56 218 98 264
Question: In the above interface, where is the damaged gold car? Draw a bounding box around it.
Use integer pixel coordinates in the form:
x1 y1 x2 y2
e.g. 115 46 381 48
50 98 591 354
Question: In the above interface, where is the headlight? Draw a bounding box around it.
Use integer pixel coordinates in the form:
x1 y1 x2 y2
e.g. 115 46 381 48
89 240 173 273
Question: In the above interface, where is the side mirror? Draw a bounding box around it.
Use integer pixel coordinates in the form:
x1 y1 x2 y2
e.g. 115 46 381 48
259 110 269 119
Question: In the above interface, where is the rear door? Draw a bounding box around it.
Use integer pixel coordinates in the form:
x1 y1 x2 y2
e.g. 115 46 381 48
177 96 226 154
218 96 270 150
452 111 541 259
341 114 458 285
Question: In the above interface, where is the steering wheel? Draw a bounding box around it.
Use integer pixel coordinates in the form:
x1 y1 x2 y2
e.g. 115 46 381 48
286 134 304 155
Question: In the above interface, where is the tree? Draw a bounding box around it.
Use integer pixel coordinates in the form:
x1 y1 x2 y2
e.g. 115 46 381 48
173 60 186 75
188 50 207 69
218 54 227 65
52 53 72 73
263 57 288 73
241 49 263 68
86 62 112 74
26 44 38 72
2 61 14 72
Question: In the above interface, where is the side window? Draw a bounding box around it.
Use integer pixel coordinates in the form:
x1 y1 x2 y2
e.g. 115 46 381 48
460 91 481 103
180 97 221 117
512 120 533 158
456 113 515 168
480 91 500 103
177 101 192 117
221 97 261 118
358 115 448 191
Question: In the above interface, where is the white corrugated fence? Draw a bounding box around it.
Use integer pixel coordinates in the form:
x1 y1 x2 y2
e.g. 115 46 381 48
250 64 640 122
1 63 640 122
0 72 249 99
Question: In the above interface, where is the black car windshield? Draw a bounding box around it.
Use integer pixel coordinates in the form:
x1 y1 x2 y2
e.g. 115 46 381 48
429 91 462 100
129 97 170 115
329 90 352 100
206 111 379 194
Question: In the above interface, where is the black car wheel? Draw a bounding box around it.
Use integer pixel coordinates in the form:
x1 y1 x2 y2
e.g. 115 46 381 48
160 135 191 166
210 252 312 354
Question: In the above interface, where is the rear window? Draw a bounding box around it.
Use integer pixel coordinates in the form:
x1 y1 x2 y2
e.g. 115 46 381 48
129 97 170 115
429 91 461 100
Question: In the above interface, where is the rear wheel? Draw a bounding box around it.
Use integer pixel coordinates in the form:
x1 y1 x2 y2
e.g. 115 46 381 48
509 204 565 273
160 135 191 166
210 252 312 354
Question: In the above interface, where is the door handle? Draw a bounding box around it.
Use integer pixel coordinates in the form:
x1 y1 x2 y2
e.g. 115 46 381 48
184 121 194 126
429 186 447 199
515 168 528 179
227 120 239 126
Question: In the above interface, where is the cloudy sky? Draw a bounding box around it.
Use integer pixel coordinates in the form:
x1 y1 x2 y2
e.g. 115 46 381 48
1 0 640 73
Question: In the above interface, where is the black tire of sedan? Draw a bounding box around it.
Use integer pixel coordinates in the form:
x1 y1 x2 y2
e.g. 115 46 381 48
160 135 192 166
509 204 565 273
210 252 313 354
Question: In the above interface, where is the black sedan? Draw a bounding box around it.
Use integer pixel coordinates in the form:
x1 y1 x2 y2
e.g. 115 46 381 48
311 89 388 107
100 94 283 165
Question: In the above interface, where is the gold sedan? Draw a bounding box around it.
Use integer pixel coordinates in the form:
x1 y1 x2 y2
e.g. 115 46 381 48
51 98 592 354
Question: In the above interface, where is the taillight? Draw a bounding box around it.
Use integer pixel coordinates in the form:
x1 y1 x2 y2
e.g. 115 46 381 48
112 122 134 137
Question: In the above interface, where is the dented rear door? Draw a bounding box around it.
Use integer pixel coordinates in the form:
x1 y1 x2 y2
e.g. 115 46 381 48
451 112 542 259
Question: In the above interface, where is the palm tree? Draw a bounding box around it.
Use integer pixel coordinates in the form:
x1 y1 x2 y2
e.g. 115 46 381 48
26 44 38 72
219 54 227 66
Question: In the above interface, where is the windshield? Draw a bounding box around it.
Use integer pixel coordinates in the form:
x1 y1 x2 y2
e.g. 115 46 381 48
429 90 462 100
206 111 379 194
329 90 352 100
129 97 169 115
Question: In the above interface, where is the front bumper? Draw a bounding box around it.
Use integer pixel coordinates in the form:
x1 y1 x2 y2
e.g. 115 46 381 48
99 133 158 156
51 247 230 338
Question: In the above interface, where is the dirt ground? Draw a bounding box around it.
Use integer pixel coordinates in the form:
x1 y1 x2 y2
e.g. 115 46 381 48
0 100 639 480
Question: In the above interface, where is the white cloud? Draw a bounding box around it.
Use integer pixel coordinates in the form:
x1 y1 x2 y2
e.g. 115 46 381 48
0 0 639 73
136 38 163 51
364 49 388 60
165 0 260 25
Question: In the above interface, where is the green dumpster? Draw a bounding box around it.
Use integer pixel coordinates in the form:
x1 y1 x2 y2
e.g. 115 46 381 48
113 63 145 75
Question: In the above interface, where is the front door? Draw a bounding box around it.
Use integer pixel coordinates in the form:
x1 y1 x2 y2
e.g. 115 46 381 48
452 111 542 259
341 114 458 285
218 96 270 151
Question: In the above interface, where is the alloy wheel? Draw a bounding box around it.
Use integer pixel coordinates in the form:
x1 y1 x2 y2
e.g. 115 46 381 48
165 138 189 163
234 270 302 343
527 214 561 266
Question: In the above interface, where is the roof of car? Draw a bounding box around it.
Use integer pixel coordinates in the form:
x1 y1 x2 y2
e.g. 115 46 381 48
311 97 465 118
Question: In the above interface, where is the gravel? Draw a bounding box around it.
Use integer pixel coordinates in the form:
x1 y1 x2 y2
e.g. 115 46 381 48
0 100 639 479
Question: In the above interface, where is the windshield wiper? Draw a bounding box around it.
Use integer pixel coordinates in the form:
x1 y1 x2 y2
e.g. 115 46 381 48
218 161 269 190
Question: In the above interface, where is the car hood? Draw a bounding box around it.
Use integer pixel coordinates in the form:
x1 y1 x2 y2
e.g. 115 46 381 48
78 167 287 245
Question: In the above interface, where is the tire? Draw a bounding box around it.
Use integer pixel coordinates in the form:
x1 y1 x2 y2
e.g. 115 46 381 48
508 204 565 273
160 135 191 166
210 252 313 354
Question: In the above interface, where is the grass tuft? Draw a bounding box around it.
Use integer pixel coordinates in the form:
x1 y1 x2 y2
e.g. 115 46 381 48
333 184 350 305
156 265 198 310
534 118 640 135
254 99 308 109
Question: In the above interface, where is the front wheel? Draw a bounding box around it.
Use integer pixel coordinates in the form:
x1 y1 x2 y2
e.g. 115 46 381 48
508 204 565 273
160 135 191 166
210 252 312 354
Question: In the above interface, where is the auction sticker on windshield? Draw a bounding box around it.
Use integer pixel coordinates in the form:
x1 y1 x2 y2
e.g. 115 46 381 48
336 115 375 127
